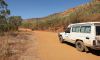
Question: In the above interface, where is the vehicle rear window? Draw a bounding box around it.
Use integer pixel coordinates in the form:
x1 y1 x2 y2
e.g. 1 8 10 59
96 26 100 35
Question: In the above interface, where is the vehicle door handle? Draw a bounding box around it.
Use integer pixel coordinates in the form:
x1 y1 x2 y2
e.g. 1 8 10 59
86 37 89 39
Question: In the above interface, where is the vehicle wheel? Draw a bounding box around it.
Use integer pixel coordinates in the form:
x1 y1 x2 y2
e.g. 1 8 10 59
75 41 85 52
59 35 64 43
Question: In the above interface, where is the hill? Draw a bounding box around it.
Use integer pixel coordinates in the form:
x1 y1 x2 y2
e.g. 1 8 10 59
22 0 100 32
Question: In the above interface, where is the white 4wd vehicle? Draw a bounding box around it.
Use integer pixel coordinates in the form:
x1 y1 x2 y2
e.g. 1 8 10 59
58 22 100 52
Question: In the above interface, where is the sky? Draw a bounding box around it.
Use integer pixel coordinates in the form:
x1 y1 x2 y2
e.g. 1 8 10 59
6 0 91 19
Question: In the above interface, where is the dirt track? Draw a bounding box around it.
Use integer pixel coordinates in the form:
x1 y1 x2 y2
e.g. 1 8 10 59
34 31 100 60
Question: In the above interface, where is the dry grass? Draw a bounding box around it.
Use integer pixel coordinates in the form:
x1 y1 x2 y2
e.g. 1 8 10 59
0 31 33 60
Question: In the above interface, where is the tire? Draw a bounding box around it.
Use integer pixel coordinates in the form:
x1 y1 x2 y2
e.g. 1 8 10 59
59 35 64 43
75 41 85 52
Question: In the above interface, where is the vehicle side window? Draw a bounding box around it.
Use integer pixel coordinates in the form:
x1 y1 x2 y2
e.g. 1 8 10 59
80 26 91 33
72 27 76 32
72 26 80 32
96 26 100 35
65 28 71 33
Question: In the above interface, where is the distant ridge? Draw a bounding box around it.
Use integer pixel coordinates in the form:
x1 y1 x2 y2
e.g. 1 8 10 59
22 1 100 32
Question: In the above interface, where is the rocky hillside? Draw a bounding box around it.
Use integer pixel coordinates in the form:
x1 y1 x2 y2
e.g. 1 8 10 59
22 0 100 32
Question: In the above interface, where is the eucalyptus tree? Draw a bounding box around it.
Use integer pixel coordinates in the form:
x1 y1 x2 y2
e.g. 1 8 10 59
0 0 10 16
0 0 10 32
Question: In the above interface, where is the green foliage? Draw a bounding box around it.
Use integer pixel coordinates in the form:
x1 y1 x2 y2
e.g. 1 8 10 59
21 22 34 29
0 0 10 34
8 16 22 30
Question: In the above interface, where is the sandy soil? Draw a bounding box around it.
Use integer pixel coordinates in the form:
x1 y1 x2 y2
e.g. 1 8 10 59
18 32 40 60
34 31 100 60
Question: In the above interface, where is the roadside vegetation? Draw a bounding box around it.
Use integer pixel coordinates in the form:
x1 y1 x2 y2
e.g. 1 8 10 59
0 32 33 60
0 0 22 35
22 0 100 32
0 0 28 60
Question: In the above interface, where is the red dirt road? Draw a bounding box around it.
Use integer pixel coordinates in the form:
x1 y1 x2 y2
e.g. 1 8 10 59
34 31 100 60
